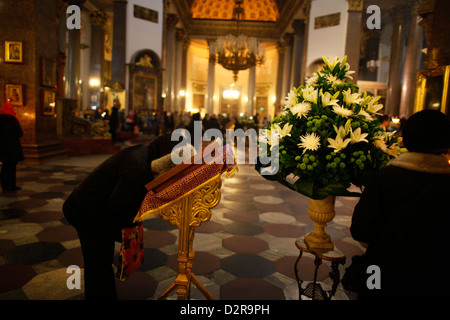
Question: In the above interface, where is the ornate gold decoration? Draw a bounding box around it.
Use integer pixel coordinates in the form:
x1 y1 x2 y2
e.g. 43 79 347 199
347 0 363 11
155 175 222 300
304 196 336 250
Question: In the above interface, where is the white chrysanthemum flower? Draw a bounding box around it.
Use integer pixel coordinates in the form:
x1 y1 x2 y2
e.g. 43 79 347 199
298 132 321 154
290 102 311 118
305 74 319 86
283 88 298 109
332 105 354 118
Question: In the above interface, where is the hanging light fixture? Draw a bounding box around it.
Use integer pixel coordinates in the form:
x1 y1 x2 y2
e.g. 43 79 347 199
212 0 264 82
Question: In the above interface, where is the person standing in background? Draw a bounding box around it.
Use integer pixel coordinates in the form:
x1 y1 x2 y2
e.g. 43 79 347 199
0 100 24 192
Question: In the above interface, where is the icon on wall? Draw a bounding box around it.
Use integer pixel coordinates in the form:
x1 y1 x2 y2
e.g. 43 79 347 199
4 41 23 63
5 84 25 106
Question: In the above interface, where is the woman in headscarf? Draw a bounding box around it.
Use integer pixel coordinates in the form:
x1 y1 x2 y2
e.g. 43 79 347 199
0 100 24 192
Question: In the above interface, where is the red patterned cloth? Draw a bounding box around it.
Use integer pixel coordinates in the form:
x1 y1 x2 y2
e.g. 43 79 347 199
135 143 237 222
116 222 144 281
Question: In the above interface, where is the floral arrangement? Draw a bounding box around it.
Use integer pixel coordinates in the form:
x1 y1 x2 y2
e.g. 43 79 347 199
239 112 255 127
256 56 400 199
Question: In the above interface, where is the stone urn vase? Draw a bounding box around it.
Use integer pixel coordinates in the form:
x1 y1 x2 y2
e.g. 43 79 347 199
304 195 336 250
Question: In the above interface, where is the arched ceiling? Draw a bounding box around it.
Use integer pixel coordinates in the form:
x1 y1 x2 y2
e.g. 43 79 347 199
190 0 280 21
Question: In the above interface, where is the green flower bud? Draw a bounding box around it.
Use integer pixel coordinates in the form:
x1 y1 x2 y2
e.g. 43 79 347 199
307 165 313 171
300 163 307 170
295 155 301 161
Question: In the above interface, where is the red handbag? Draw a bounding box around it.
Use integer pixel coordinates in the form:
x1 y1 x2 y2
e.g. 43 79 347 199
116 222 144 281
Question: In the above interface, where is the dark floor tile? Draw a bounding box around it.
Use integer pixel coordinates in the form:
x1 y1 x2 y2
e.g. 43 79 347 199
143 230 177 248
2 242 66 265
7 199 48 210
0 265 36 294
221 278 285 300
196 221 223 233
223 210 259 222
136 248 168 272
223 222 263 236
223 235 269 253
263 224 305 238
58 247 84 268
0 239 15 255
29 191 65 200
20 211 64 223
144 217 177 231
36 225 78 242
116 272 157 300
222 253 275 278
0 208 27 220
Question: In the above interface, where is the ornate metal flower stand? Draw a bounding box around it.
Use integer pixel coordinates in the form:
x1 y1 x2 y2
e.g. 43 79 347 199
155 175 222 300
294 236 346 300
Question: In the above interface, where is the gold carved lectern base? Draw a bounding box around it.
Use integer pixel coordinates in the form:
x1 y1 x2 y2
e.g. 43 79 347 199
155 175 222 300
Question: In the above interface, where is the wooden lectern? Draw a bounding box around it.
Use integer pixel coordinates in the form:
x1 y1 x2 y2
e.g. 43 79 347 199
134 140 237 300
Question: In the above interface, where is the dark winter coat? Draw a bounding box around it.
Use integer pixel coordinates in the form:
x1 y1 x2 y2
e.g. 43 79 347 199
63 134 180 240
343 152 450 299
0 114 24 162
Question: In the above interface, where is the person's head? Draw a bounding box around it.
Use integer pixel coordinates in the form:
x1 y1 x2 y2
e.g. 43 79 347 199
379 114 391 128
402 110 450 154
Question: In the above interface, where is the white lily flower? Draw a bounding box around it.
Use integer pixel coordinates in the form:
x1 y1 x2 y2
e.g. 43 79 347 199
290 102 311 118
283 88 298 109
327 135 352 153
272 122 293 138
259 129 280 151
357 109 373 121
323 56 341 72
333 120 352 138
298 132 321 154
366 98 384 114
343 89 363 105
301 86 318 104
350 127 369 144
321 91 340 107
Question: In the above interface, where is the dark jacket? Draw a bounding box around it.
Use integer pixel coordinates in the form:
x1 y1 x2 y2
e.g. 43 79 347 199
0 114 24 162
63 134 180 239
345 152 450 299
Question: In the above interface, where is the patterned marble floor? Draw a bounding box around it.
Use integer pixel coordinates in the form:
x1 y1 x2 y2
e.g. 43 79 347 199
0 146 365 300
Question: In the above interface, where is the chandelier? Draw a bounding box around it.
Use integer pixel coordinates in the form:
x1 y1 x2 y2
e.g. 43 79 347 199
212 0 264 82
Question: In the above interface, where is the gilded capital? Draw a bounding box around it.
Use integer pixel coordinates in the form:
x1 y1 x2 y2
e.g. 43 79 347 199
347 0 363 11
89 11 107 26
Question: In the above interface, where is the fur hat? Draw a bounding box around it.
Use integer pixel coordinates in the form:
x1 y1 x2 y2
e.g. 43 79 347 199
402 110 450 154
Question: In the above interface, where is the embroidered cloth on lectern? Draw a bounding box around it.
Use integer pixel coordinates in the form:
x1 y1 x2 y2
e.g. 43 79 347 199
134 143 237 222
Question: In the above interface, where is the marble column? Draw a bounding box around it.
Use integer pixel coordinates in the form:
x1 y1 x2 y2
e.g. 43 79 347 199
247 66 256 115
344 0 363 83
89 11 107 110
180 37 190 113
111 0 127 88
399 0 423 117
386 8 407 116
291 19 306 87
174 28 185 113
275 42 285 113
207 39 216 115
281 33 294 98
164 14 178 112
